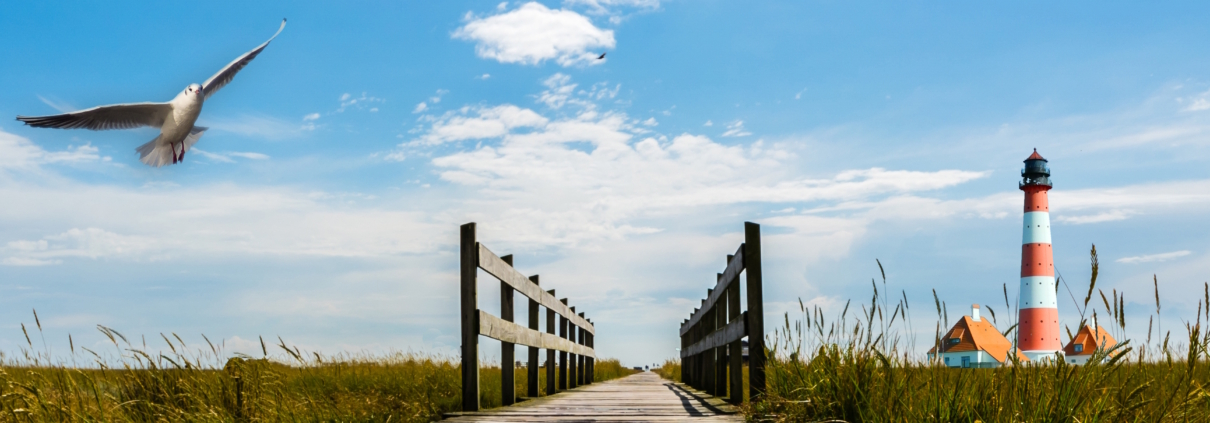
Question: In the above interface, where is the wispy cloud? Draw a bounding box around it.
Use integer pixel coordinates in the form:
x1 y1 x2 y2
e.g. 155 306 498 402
454 2 614 67
191 148 270 163
721 120 751 137
1116 250 1192 264
1054 210 1135 225
207 114 304 141
36 95 77 113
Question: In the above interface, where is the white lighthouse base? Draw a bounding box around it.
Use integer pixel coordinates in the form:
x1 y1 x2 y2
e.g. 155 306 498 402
1020 350 1063 363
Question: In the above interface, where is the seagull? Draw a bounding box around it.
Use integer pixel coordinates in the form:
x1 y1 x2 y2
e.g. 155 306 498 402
597 52 606 60
16 19 287 167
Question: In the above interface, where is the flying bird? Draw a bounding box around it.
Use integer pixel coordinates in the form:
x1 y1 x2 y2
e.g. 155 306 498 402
597 52 606 60
16 19 287 167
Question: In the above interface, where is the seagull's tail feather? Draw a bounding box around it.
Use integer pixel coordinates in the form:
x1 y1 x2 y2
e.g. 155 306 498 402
136 135 173 167
135 126 208 167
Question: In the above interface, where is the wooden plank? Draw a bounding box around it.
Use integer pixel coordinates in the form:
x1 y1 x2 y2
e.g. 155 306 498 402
479 244 594 333
480 311 594 356
680 244 744 336
460 223 480 411
683 313 746 356
744 221 766 400
442 372 742 422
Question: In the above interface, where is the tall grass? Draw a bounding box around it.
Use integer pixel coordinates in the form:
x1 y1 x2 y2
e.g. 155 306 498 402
753 247 1210 422
0 326 634 422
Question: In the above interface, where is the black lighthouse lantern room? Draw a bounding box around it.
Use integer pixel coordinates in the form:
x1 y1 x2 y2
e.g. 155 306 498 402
1020 148 1052 189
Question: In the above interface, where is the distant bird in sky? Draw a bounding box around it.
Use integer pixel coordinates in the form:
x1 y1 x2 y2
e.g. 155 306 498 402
16 19 287 167
598 52 606 60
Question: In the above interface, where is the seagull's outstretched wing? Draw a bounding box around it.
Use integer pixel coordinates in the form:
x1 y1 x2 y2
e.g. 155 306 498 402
16 102 172 130
202 19 286 100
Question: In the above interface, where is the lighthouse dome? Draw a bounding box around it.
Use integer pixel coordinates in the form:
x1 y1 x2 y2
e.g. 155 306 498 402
1020 149 1052 188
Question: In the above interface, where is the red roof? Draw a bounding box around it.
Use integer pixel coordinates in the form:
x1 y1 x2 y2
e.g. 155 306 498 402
928 316 1026 363
1063 325 1117 356
1026 149 1046 161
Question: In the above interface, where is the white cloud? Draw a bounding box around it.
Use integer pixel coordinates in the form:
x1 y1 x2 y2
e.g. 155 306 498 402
1116 250 1192 264
795 88 807 100
721 120 751 137
0 129 101 170
0 183 446 265
337 92 385 113
478 73 492 80
190 148 270 163
228 152 270 160
538 73 578 108
1054 209 1135 225
36 95 77 113
413 102 428 114
704 120 713 127
565 0 660 17
430 89 450 104
453 2 615 67
2 227 158 265
190 148 235 163
303 113 321 121
1186 99 1210 111
407 105 549 146
208 114 304 140
641 117 657 126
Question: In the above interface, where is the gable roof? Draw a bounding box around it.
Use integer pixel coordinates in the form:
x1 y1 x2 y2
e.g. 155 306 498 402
1063 325 1116 356
928 316 1024 363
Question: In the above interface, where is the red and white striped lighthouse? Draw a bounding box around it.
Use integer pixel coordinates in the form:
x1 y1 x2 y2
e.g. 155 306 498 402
1018 149 1061 361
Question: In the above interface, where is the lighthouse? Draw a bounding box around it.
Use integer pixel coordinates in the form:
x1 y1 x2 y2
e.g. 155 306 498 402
1018 149 1061 361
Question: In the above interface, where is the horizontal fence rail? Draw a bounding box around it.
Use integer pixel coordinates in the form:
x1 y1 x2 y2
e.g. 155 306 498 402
680 221 766 404
461 222 596 412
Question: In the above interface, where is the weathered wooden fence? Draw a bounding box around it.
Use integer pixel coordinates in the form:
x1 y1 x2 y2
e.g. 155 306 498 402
460 222 596 411
680 221 766 403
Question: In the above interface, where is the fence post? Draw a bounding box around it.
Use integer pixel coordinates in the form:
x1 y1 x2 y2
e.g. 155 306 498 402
577 313 586 386
744 222 766 401
568 306 577 389
559 299 569 390
500 255 515 406
460 223 480 411
527 275 541 398
728 272 743 404
711 277 721 396
546 289 557 395
704 291 715 396
586 324 593 383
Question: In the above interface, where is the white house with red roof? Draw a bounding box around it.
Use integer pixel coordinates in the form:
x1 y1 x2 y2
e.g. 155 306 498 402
927 305 1029 368
1062 319 1117 365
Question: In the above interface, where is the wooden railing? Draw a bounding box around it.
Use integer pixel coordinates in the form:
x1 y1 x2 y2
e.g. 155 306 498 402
460 222 595 411
680 221 766 403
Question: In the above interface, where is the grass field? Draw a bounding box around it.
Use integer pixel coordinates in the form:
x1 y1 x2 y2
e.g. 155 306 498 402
0 331 636 422
658 249 1210 422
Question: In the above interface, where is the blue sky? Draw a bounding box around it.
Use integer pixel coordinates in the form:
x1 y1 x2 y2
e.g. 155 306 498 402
3 1 1210 366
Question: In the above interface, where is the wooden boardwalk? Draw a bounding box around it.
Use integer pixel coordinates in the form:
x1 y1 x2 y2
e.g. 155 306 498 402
443 372 742 422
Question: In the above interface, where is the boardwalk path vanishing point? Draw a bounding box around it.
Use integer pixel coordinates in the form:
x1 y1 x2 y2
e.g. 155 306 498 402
443 371 742 422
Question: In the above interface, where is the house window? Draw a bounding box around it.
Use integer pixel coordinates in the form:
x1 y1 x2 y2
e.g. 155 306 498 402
944 357 950 364
961 356 970 368
1074 345 1083 353
949 338 960 345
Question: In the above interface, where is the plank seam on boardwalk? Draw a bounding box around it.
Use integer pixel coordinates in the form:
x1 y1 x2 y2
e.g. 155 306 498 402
442 372 742 422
